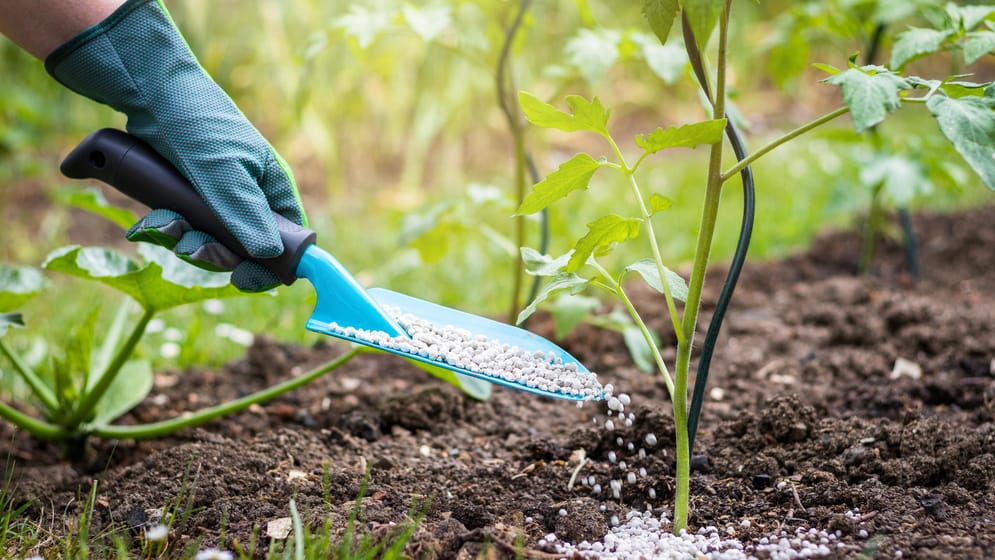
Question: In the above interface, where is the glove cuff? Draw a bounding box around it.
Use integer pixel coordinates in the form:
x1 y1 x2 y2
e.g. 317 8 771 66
44 0 151 83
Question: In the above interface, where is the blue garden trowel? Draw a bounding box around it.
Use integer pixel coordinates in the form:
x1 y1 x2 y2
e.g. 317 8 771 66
60 129 602 401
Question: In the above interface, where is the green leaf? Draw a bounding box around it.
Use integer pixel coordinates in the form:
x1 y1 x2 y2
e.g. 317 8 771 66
402 4 451 42
649 193 674 215
54 187 138 229
767 27 810 89
567 215 642 272
64 309 99 400
683 0 724 51
521 248 572 277
516 153 601 215
622 325 659 373
642 0 680 45
518 92 611 135
635 118 727 153
963 31 995 65
926 89 995 190
859 155 932 205
0 313 24 337
91 359 154 426
823 65 911 133
549 294 601 339
946 4 995 32
889 28 951 69
517 273 591 325
565 28 621 84
624 259 688 302
44 245 245 312
908 76 994 98
0 265 44 312
641 40 688 85
812 62 841 76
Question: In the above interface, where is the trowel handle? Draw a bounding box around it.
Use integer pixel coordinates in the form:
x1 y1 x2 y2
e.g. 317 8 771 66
60 128 316 286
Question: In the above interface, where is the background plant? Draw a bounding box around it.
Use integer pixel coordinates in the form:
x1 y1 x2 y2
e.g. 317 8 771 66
515 0 994 534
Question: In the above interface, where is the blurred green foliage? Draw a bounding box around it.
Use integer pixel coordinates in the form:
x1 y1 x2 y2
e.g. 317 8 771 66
1 0 992 370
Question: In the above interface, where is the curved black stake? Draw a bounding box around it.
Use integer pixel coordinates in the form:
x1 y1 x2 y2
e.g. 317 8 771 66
687 120 754 454
680 12 756 454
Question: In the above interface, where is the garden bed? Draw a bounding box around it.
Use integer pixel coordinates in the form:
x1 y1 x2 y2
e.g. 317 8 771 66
5 204 994 559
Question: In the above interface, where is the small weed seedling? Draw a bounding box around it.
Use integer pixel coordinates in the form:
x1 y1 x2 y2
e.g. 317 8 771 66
517 0 994 533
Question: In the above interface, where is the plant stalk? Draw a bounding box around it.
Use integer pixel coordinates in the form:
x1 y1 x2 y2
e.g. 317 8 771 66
65 308 154 429
91 346 366 439
672 0 732 534
497 0 532 324
720 106 850 182
0 399 65 439
0 338 58 414
605 136 685 344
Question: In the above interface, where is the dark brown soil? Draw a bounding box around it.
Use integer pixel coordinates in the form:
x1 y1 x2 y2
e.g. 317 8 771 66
4 205 994 559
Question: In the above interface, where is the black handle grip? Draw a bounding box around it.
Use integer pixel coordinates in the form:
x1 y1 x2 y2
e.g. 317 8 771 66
60 128 316 285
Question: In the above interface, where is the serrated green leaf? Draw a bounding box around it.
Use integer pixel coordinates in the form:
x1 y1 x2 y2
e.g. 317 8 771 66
521 248 572 277
44 245 245 312
549 294 601 339
90 359 154 426
635 118 727 154
0 265 45 312
823 66 910 133
402 4 451 42
0 313 24 337
927 89 995 190
908 76 993 98
683 0 724 51
516 153 601 215
517 273 591 325
649 193 674 215
946 4 995 32
890 27 951 69
567 215 642 272
518 92 610 135
642 0 680 45
54 187 138 229
963 30 995 65
624 259 688 302
565 28 621 84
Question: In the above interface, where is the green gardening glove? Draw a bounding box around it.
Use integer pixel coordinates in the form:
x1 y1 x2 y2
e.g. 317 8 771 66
45 0 306 292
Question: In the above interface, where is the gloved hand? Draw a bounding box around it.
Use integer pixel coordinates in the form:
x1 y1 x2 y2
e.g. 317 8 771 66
45 0 306 292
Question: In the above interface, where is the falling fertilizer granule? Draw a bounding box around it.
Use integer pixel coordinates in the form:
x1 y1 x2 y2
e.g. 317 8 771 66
324 308 603 399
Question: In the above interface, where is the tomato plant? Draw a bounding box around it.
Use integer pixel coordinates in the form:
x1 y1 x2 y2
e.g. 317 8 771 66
516 0 995 534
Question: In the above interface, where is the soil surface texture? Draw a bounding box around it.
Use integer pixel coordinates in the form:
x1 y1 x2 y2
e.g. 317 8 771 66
4 205 994 559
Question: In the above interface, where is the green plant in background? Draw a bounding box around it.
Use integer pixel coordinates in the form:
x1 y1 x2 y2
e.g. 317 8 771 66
517 0 994 534
0 242 372 457
768 0 995 276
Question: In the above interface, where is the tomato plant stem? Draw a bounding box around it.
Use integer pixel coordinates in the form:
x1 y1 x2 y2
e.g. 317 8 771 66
605 135 685 345
720 106 851 182
589 259 674 396
672 0 733 534
0 338 58 414
65 308 155 429
91 346 367 439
